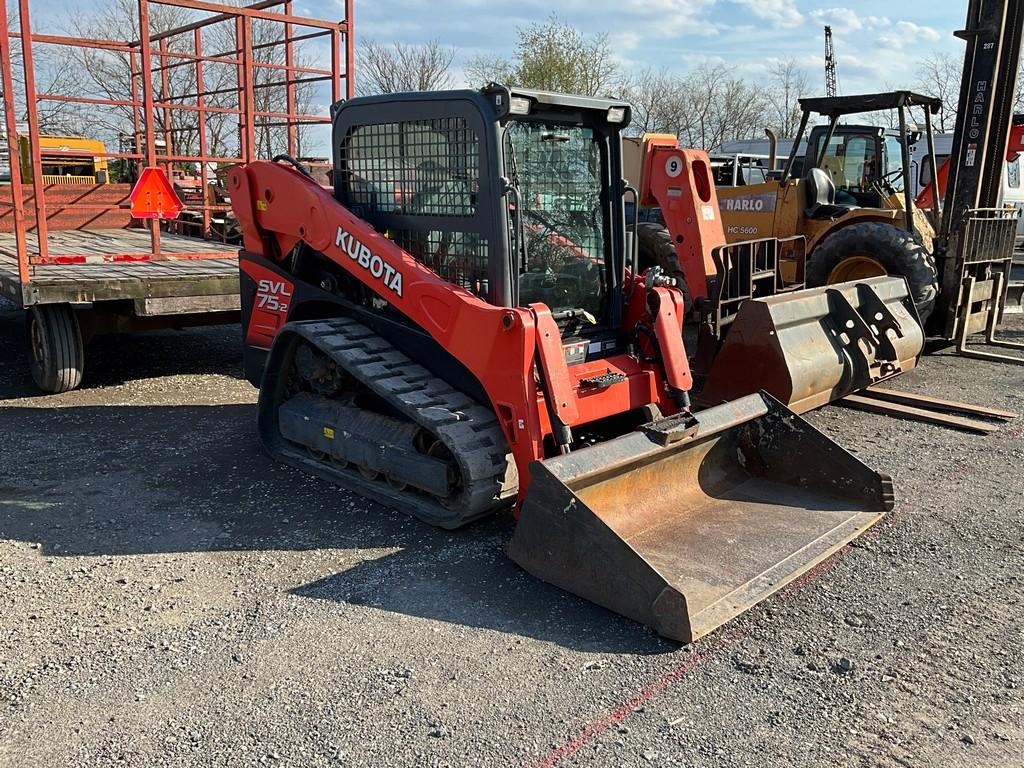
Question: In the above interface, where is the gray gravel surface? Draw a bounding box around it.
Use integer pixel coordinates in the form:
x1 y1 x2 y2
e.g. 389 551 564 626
0 306 1022 768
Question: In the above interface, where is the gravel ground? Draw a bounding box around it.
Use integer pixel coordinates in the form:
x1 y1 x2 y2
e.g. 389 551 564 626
0 305 1022 768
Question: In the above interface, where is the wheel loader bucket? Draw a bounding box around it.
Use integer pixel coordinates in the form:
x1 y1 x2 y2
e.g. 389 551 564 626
507 393 893 643
700 275 924 414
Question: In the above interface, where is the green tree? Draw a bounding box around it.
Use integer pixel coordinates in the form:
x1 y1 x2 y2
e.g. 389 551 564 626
465 14 619 97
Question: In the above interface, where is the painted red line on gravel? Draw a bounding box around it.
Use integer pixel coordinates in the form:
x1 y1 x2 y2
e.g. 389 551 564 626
529 556 840 768
530 627 746 768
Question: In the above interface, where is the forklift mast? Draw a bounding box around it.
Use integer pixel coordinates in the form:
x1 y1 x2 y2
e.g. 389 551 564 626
940 0 1024 243
934 0 1024 343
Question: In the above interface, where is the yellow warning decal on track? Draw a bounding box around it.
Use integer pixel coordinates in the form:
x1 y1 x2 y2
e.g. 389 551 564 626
323 426 335 439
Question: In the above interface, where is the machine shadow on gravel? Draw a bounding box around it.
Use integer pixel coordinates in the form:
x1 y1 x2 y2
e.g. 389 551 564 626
0 402 671 654
0 309 247 398
290 548 674 654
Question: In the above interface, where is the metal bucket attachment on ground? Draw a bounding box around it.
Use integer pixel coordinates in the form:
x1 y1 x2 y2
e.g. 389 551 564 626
507 393 893 643
700 276 923 414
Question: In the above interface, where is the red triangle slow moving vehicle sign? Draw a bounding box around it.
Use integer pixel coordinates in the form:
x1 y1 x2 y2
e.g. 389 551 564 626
129 167 184 220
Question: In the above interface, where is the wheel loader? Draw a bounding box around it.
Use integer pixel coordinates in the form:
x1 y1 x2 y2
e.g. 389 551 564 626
706 91 946 325
228 84 911 643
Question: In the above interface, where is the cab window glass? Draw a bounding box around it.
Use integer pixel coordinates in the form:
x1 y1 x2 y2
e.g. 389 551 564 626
883 136 904 192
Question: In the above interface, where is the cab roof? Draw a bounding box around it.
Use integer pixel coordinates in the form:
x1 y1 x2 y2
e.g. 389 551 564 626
800 91 943 117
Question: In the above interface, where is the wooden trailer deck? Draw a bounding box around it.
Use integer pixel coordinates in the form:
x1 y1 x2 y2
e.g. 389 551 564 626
0 230 240 310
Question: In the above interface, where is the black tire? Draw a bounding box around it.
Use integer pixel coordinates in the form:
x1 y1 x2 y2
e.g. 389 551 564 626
631 222 693 313
806 222 939 324
27 304 84 393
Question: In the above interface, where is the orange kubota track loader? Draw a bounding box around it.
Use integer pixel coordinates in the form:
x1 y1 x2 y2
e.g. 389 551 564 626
230 86 899 643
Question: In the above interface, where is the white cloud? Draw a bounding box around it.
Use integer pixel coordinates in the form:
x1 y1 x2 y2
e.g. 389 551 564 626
338 0 962 96
732 0 803 28
809 7 864 33
610 0 719 38
876 19 937 47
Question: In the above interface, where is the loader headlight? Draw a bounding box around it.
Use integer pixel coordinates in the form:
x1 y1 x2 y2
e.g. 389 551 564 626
606 106 627 124
509 96 533 115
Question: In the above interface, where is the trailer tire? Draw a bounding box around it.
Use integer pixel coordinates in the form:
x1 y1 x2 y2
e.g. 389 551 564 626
27 304 84 393
632 222 693 313
807 222 938 324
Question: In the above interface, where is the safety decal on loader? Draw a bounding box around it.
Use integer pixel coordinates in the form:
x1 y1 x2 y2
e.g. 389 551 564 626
335 226 404 297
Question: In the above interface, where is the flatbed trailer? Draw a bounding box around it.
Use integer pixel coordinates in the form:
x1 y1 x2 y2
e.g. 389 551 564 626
0 229 241 392
0 230 237 311
0 0 353 391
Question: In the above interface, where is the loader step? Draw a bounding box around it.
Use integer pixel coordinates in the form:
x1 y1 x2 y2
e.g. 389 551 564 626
579 372 627 389
641 410 700 445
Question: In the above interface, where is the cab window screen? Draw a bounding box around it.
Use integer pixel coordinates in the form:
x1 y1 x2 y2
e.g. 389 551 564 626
340 118 479 217
338 116 491 300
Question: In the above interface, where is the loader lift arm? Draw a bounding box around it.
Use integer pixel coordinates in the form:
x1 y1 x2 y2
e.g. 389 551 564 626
229 158 692 509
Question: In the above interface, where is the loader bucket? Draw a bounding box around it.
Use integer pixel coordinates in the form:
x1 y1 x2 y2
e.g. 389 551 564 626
507 393 892 643
700 276 924 414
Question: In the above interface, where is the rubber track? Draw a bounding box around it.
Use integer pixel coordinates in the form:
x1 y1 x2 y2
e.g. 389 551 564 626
271 317 517 529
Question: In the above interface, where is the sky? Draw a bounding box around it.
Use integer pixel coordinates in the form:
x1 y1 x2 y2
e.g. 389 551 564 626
338 0 969 94
28 0 971 96
23 0 972 155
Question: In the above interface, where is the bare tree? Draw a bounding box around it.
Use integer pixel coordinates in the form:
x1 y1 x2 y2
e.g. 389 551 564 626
622 62 766 149
241 15 319 159
0 10 91 136
914 52 961 132
463 52 515 89
718 77 769 146
765 58 809 137
65 0 320 166
466 14 619 97
621 67 689 137
356 39 455 95
674 63 765 150
68 0 194 140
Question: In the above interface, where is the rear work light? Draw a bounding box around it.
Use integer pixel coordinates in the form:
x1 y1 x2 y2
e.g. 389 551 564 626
509 96 533 115
606 106 627 123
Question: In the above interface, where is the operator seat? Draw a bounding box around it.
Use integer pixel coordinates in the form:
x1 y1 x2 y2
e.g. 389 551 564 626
804 167 857 219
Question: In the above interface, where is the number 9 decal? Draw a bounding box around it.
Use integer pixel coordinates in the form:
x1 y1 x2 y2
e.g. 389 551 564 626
665 156 683 178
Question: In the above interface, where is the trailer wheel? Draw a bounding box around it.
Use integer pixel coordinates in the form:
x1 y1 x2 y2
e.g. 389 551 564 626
27 304 84 393
632 222 693 313
807 222 939 324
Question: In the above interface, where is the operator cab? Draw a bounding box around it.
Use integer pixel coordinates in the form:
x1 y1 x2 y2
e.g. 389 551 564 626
331 84 633 357
782 91 942 226
801 125 909 207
